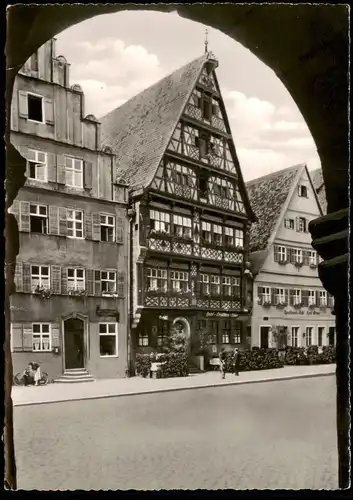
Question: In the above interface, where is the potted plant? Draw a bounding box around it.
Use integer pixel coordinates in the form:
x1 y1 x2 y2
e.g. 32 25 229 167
263 300 272 308
33 285 53 299
294 261 303 268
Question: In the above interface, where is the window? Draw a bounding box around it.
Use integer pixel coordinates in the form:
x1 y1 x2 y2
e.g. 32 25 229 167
328 327 335 346
223 276 240 298
298 185 308 197
101 271 116 294
201 96 212 120
318 327 324 347
290 327 299 347
258 286 271 303
274 288 285 305
27 93 43 122
284 218 295 229
200 274 210 295
199 172 209 197
99 323 118 357
30 204 48 234
201 221 212 243
222 320 241 344
319 290 327 307
232 322 242 344
32 323 51 352
210 275 221 296
67 209 83 238
100 214 115 242
298 217 307 232
147 268 167 292
224 226 234 246
138 332 149 346
274 245 287 262
212 224 222 246
30 51 38 72
171 164 193 186
293 289 301 305
308 290 316 306
173 215 192 238
305 327 313 346
235 229 244 248
27 149 47 181
65 157 83 188
170 271 189 292
293 248 303 264
67 268 85 291
308 251 317 266
150 210 170 234
214 177 233 199
31 265 50 290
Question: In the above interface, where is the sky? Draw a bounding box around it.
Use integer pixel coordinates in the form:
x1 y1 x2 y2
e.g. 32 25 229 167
55 10 321 182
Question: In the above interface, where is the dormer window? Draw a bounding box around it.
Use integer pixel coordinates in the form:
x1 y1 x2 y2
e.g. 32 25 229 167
298 185 308 197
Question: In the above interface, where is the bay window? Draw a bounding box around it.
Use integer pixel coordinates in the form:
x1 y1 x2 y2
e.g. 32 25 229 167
150 210 170 234
210 275 221 296
147 268 167 292
170 271 189 292
201 221 212 243
173 215 192 238
212 224 222 246
200 274 210 295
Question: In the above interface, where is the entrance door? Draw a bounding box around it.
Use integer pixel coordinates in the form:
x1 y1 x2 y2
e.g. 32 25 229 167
260 326 270 348
64 318 85 369
328 327 335 346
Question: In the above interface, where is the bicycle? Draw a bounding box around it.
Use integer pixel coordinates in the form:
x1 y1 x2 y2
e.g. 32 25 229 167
13 370 49 386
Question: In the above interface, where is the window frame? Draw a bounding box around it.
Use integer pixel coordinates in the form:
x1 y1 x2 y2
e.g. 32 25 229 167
305 326 314 346
99 322 118 358
67 209 84 239
32 323 51 352
170 270 189 292
27 92 45 124
319 290 327 307
298 185 308 198
67 268 85 292
173 214 192 239
31 265 50 291
290 326 300 347
27 149 47 182
100 214 116 242
284 218 295 229
29 203 48 234
101 270 117 295
65 156 84 188
150 210 170 234
147 268 168 292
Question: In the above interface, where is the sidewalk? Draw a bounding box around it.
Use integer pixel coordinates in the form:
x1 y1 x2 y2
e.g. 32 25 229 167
12 364 335 407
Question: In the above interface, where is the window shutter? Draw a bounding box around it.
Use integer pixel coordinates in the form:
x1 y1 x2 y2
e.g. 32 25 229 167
84 161 93 190
92 213 101 241
298 185 301 196
51 323 60 348
271 288 275 304
288 248 294 264
48 206 59 235
285 289 289 304
51 265 61 294
273 245 279 262
23 263 32 293
18 91 28 118
303 250 309 265
44 98 54 125
23 325 33 352
85 212 93 240
86 269 94 296
47 153 57 183
14 261 23 292
116 217 124 244
289 289 295 306
57 155 66 184
302 290 309 306
11 323 23 352
19 201 30 232
59 207 67 236
94 270 101 296
257 286 264 297
61 267 68 295
117 271 125 297
295 217 300 232
315 290 320 306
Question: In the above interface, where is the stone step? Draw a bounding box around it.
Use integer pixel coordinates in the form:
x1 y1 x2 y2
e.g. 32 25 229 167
64 370 90 376
54 377 95 384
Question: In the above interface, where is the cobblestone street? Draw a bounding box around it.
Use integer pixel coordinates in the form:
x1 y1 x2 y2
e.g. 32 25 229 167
14 376 337 490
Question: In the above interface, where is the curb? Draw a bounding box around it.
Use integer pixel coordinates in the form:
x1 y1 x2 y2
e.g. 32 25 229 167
13 371 335 407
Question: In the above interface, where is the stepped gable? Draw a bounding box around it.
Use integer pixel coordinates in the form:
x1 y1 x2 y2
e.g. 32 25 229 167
100 55 208 195
246 164 304 252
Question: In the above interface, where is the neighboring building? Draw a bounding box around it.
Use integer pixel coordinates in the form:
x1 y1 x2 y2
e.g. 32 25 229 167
9 39 129 380
310 167 327 214
246 164 336 350
101 52 255 369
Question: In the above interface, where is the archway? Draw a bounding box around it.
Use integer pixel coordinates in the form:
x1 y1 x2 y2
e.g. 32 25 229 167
63 317 85 370
5 4 349 490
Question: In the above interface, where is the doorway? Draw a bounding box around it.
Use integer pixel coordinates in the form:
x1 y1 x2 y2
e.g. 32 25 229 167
260 326 270 349
64 318 85 369
328 326 335 346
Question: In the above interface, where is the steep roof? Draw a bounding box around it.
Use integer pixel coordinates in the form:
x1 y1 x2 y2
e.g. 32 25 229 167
100 55 208 194
310 167 327 214
246 164 304 252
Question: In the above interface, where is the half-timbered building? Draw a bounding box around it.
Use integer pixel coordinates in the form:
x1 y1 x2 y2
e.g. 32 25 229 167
9 39 129 381
101 52 255 370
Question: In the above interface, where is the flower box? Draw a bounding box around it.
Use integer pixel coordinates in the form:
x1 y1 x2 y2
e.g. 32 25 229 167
294 261 303 268
275 302 287 309
68 288 88 297
278 259 287 265
33 286 53 299
262 301 272 308
309 263 317 269
293 302 304 309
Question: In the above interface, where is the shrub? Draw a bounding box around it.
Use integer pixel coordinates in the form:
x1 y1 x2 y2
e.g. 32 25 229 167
321 345 336 363
135 352 189 378
285 345 336 365
306 345 319 365
135 353 152 378
222 348 283 373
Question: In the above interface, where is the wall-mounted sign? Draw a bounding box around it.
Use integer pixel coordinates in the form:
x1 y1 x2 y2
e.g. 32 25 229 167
284 309 321 316
205 312 239 318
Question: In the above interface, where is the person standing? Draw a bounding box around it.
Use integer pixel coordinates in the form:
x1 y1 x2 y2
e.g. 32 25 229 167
219 348 226 379
233 348 240 376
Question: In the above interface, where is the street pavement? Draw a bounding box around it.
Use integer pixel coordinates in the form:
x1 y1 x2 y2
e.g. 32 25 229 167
14 375 337 490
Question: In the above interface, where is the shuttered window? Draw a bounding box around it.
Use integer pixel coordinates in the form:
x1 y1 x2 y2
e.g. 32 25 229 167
27 149 47 182
67 209 84 238
31 265 50 291
101 271 117 295
65 157 83 188
100 214 115 242
67 268 85 292
27 93 44 123
32 323 51 352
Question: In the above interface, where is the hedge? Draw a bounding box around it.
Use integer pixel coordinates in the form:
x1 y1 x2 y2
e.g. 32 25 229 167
285 346 336 365
221 347 283 373
135 352 188 378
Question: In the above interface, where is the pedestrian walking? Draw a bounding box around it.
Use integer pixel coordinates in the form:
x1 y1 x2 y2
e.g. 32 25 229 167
233 348 240 376
219 348 226 379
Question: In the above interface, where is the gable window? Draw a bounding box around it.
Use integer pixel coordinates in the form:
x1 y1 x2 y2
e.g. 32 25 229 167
138 332 149 347
298 185 308 197
147 268 167 292
32 323 51 352
173 215 192 238
212 224 222 246
31 265 50 291
284 218 295 229
201 96 212 121
65 157 83 188
298 217 307 232
100 271 117 294
171 164 193 186
201 221 212 244
293 248 303 264
67 268 85 292
27 149 47 181
99 323 118 357
319 290 327 307
30 204 48 234
150 210 170 234
170 271 189 292
210 275 221 296
199 274 210 295
27 93 43 123
100 214 115 242
67 209 83 239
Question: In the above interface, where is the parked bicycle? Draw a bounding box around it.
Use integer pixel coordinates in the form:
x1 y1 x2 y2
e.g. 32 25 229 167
13 362 49 386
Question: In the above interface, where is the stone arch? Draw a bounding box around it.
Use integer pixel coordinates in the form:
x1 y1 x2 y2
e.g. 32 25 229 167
172 316 191 341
